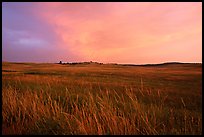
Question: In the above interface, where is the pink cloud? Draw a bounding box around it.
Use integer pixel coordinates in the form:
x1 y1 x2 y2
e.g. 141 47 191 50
4 2 201 64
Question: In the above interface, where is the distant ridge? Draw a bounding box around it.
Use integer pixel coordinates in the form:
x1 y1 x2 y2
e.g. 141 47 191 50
56 61 201 66
121 62 202 66
2 61 202 66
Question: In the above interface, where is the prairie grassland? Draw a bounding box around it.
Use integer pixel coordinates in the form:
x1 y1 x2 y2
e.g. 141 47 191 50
2 62 202 135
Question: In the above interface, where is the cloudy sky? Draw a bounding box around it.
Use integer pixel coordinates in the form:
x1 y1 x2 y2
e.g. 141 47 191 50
2 2 202 64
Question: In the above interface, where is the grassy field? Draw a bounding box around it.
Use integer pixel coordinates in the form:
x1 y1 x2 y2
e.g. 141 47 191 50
2 62 202 135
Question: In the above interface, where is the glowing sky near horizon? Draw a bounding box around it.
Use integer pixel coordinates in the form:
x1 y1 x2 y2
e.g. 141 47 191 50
2 2 202 64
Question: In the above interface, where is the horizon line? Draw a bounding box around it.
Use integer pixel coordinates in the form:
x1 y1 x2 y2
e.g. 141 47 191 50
2 61 202 66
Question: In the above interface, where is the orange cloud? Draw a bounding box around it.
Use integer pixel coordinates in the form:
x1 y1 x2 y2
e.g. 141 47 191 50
35 2 201 64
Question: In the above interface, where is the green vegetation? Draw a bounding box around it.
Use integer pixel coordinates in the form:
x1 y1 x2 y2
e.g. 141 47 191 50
2 62 202 135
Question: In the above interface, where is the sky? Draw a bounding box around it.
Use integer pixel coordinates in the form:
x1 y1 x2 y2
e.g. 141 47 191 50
2 2 202 64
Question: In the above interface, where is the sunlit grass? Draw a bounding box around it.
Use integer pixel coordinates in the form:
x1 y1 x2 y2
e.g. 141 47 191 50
2 62 202 135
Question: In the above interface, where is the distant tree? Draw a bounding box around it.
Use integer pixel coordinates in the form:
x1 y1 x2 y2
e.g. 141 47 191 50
59 61 62 64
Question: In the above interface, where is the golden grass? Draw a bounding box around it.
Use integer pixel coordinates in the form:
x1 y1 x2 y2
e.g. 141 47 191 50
2 62 202 135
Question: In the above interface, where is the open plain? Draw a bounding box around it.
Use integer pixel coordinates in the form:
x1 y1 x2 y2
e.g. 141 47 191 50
2 62 202 135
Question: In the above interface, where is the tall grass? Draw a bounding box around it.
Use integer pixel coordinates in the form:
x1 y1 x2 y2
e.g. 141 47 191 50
2 62 202 135
2 80 201 135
